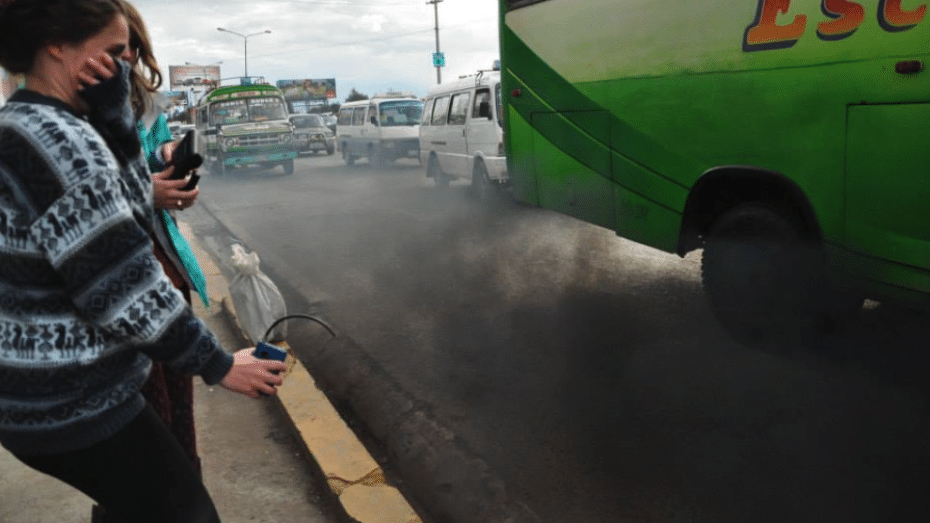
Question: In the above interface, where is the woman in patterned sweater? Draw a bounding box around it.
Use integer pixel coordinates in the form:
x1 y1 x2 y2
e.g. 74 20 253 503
0 1 287 521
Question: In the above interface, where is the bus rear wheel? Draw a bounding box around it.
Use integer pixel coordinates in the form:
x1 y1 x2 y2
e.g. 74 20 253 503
701 203 826 345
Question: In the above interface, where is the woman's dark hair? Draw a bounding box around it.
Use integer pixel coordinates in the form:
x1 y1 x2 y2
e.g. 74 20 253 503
0 0 125 73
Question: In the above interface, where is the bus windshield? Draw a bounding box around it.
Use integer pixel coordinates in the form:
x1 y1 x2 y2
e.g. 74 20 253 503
211 97 288 125
378 101 423 127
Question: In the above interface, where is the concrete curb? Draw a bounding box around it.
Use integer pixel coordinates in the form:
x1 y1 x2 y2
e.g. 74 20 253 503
181 220 422 523
191 198 541 523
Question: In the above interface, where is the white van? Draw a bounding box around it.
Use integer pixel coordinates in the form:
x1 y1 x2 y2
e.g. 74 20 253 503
336 93 423 167
419 69 507 197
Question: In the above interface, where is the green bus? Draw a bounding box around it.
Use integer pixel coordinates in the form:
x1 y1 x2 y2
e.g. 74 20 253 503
500 0 929 341
194 82 297 176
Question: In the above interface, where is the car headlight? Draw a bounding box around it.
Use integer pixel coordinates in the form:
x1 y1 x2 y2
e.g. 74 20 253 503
281 133 293 143
224 137 238 149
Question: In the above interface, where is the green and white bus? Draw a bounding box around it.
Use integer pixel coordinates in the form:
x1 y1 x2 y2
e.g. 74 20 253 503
194 82 297 176
500 0 929 341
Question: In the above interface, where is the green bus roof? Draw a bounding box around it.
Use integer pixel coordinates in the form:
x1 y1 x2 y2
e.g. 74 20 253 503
200 84 284 104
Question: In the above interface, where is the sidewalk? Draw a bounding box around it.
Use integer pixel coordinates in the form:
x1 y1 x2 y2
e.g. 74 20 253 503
0 229 341 523
0 219 423 523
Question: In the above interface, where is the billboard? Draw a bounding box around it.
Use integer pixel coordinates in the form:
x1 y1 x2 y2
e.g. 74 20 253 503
276 79 336 102
168 65 221 90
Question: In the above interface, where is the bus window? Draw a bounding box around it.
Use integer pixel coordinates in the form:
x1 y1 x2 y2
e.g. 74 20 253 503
495 83 502 127
431 96 450 126
338 108 354 126
212 100 247 125
421 99 434 126
473 88 491 119
448 93 470 125
368 104 377 125
352 107 365 126
248 97 287 122
379 100 423 127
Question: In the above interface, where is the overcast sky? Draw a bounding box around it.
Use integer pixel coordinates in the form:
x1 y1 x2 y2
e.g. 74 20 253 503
131 0 501 102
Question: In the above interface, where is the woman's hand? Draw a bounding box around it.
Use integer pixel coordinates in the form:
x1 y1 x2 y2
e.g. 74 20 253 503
160 140 178 165
219 348 288 399
153 167 199 211
76 52 119 90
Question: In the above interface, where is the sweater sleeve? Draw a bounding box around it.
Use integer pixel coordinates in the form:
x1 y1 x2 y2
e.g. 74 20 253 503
18 116 233 384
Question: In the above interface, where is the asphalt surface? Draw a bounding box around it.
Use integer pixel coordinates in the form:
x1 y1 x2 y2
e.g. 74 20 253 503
186 153 930 523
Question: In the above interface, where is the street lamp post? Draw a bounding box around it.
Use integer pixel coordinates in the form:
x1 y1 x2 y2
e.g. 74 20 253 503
216 28 271 78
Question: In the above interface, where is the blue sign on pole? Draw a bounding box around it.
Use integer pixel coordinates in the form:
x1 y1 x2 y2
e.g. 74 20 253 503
432 52 445 68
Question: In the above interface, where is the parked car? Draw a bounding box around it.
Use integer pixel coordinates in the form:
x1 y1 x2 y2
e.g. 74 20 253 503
289 114 335 155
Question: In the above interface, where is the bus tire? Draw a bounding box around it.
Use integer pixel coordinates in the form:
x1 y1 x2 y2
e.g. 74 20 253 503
281 159 295 175
701 202 824 345
470 160 492 200
428 156 448 188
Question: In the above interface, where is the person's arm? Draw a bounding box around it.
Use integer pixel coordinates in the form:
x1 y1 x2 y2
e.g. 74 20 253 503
29 54 287 394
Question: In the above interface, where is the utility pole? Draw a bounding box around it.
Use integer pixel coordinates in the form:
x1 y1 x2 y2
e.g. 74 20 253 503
427 0 443 84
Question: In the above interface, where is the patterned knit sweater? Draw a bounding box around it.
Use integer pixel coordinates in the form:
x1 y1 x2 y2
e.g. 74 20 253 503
0 85 233 456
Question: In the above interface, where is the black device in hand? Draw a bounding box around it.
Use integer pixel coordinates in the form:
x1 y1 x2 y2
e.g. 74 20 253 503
181 173 200 191
168 130 203 180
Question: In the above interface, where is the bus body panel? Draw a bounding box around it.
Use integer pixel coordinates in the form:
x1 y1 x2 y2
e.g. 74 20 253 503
501 0 930 307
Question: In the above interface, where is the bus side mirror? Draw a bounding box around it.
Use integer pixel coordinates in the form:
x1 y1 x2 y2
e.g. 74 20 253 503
478 102 492 119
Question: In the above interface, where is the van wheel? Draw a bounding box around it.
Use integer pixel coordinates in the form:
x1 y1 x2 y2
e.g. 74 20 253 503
701 203 825 345
281 159 295 175
470 161 492 200
326 146 335 155
342 145 355 166
428 156 448 188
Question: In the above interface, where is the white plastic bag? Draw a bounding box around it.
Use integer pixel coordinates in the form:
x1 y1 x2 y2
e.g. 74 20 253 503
229 244 287 343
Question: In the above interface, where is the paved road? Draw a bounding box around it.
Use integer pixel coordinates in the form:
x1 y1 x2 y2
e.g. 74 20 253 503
188 153 930 523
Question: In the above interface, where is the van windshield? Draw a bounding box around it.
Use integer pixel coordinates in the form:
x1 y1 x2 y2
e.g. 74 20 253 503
378 101 424 127
211 97 288 125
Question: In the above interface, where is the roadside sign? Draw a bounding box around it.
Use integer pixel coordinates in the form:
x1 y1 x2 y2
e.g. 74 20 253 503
432 52 445 68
